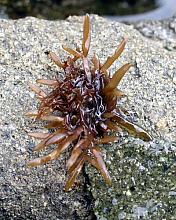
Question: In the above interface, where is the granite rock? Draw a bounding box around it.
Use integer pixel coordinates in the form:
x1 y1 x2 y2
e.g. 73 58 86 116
0 16 96 220
129 14 176 51
86 16 176 220
0 15 175 219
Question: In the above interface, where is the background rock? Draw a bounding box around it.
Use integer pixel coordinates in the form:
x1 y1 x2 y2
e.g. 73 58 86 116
0 15 175 219
129 14 176 51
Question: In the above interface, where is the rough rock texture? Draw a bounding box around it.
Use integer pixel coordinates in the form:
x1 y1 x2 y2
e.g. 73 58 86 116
0 17 97 220
128 14 176 51
86 16 176 219
0 15 175 220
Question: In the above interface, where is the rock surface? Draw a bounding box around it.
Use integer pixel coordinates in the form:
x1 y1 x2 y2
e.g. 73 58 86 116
0 15 175 219
0 17 96 220
129 14 176 51
86 16 176 220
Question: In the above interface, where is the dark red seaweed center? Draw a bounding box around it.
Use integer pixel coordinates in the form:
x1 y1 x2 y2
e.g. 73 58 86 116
40 68 108 135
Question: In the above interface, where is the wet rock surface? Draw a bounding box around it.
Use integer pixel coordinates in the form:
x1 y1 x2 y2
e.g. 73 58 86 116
0 15 175 219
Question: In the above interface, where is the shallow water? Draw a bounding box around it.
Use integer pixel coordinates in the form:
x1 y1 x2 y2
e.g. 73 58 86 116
107 0 176 21
0 0 157 20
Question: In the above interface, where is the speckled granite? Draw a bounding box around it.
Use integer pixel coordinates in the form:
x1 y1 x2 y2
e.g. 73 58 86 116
0 15 175 220
129 14 176 52
86 16 176 220
0 16 97 220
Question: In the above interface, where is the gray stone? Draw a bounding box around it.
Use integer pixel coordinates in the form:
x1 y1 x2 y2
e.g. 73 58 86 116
130 14 176 51
85 15 176 220
0 16 96 220
0 15 175 220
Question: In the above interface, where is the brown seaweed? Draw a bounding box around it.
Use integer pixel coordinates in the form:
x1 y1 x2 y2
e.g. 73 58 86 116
26 14 152 191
